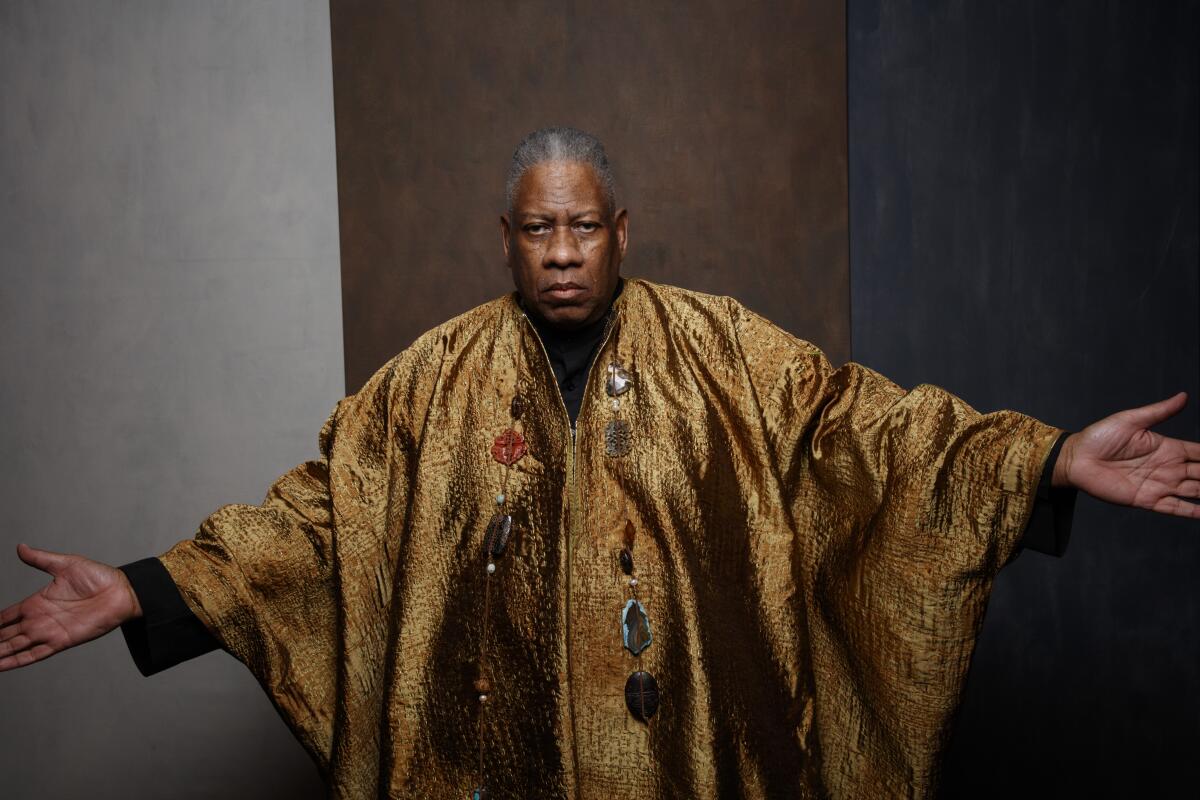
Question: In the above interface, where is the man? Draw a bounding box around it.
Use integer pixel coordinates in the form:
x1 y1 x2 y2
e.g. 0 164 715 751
1 128 1197 798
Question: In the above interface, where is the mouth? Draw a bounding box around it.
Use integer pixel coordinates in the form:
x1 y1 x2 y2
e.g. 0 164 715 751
543 282 587 302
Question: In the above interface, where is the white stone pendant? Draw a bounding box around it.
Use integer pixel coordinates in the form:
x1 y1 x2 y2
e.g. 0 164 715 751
606 362 633 397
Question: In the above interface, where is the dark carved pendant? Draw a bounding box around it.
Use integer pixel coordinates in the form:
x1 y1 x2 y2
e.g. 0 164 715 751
491 428 527 465
604 419 632 457
484 513 512 558
606 363 633 396
510 394 525 420
619 547 634 575
624 671 660 722
622 599 653 655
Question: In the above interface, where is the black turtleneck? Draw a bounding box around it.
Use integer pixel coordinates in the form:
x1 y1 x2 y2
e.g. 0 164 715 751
524 278 623 427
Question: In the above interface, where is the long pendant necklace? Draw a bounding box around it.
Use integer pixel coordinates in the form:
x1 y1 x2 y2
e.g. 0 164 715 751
470 304 658 799
603 334 659 724
471 325 526 800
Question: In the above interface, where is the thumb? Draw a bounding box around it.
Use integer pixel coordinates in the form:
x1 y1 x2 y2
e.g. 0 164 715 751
1119 391 1188 430
16 543 73 578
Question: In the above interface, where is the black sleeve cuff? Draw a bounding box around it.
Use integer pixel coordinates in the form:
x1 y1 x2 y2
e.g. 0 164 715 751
1018 431 1078 558
118 557 220 676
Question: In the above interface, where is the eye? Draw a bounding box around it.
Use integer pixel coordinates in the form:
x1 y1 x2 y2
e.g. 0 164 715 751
524 223 551 235
575 221 600 233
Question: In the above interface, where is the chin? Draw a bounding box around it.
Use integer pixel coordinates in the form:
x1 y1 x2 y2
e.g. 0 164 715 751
540 303 594 328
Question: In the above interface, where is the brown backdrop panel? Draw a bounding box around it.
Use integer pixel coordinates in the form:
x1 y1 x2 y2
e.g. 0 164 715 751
331 0 848 392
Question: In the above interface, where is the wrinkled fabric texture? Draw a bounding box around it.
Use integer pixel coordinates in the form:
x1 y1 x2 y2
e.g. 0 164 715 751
159 278 1062 799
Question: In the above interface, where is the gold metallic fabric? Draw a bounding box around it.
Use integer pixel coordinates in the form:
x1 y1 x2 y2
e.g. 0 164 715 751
159 278 1061 798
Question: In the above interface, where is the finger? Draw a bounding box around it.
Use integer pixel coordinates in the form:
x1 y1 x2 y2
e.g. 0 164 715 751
16 543 73 577
1174 479 1200 499
1121 392 1188 429
0 632 32 658
0 643 55 672
1151 495 1200 519
0 601 23 628
1185 440 1200 461
0 617 24 643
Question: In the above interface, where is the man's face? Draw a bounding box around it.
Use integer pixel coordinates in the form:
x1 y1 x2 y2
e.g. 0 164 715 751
501 160 628 329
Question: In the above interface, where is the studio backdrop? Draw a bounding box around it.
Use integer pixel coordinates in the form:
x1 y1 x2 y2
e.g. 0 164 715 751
0 1 1195 798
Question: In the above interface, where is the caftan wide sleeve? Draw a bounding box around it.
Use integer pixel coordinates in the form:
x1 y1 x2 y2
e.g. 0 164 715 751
155 355 403 776
731 300 1062 796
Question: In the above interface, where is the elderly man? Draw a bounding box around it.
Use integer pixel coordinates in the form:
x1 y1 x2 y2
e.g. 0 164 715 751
2 128 1197 799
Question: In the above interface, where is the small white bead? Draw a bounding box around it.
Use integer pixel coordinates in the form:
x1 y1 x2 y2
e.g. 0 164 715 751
629 578 638 587
495 492 506 505
611 398 620 411
479 694 488 703
486 562 496 575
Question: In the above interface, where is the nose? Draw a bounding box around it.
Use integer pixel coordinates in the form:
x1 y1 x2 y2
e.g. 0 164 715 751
543 224 583 269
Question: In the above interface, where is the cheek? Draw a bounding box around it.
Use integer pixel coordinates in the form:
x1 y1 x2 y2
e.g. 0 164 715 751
580 239 606 261
514 243 543 280
583 240 616 272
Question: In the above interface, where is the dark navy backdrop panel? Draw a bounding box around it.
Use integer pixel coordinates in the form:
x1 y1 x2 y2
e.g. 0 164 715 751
848 1 1199 795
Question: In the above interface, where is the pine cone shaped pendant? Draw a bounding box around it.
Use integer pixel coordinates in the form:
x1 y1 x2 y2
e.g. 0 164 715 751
483 513 512 558
604 419 632 457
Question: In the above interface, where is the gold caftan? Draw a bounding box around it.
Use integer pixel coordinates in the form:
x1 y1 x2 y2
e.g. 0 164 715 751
159 278 1061 799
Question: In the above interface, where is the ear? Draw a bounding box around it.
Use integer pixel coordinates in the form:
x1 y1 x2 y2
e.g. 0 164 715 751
614 208 629 261
499 215 512 262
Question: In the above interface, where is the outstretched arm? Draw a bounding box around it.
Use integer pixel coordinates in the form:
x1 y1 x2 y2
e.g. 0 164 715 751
1054 392 1200 518
0 544 141 671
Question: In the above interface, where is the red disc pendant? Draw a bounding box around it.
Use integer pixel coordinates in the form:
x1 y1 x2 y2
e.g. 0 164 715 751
491 429 527 465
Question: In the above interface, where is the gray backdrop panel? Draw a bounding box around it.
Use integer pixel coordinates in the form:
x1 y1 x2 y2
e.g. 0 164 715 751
0 1 338 797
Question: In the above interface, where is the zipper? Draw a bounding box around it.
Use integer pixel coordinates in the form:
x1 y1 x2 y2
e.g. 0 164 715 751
517 305 620 799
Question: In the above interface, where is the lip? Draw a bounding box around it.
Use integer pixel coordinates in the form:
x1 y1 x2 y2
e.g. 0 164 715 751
543 283 587 301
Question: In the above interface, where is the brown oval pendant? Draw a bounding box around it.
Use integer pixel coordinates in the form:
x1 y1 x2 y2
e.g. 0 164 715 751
622 520 636 551
484 513 512 558
624 671 660 722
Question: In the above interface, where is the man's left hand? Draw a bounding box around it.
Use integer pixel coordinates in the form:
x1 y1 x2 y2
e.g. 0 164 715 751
1054 391 1200 518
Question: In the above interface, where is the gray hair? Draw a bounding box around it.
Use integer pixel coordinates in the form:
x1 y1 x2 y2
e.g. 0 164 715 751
505 127 616 216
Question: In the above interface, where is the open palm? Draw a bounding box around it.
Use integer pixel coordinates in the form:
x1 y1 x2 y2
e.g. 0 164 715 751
0 544 140 671
1058 392 1200 518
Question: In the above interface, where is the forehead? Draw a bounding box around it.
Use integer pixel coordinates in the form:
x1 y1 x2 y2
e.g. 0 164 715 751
513 160 607 216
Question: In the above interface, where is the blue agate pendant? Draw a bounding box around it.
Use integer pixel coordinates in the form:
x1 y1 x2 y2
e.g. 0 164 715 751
621 599 653 656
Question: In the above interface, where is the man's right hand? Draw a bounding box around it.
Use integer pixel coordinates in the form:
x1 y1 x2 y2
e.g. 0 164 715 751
0 544 141 671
